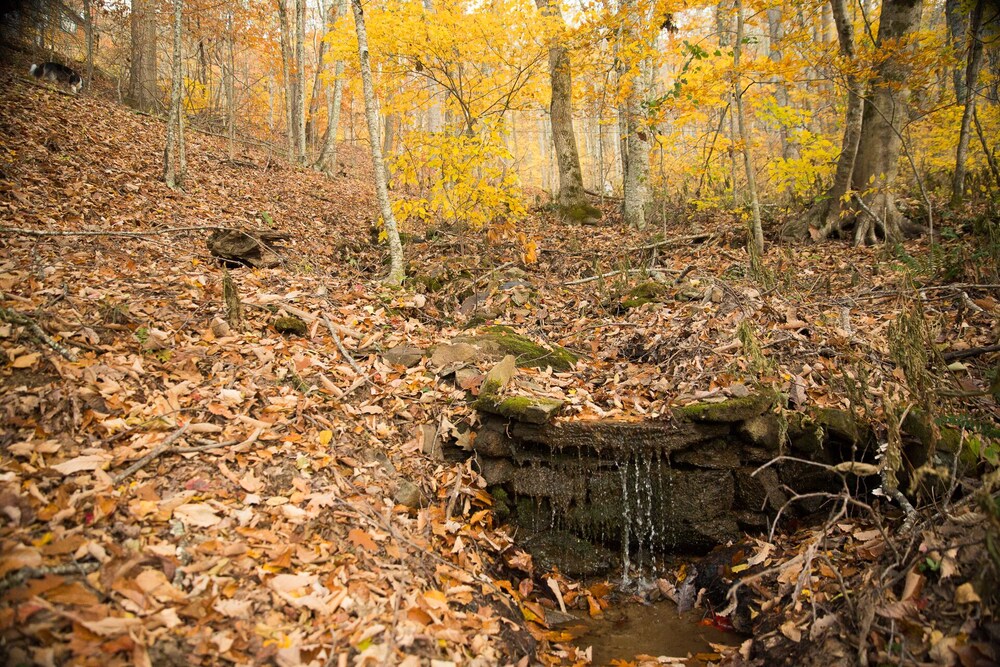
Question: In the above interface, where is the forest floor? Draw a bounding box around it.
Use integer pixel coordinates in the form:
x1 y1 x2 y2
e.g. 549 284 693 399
1 60 998 667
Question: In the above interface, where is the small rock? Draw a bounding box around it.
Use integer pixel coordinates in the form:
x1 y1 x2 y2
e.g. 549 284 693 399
481 355 518 395
273 316 307 336
383 345 424 368
210 317 231 338
479 458 516 485
394 480 423 509
522 530 614 577
430 342 479 371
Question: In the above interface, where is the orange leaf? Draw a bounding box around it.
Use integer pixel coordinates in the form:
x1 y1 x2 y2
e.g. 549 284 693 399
348 528 379 553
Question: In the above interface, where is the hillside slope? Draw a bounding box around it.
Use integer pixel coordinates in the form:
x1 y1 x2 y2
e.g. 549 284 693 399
2 59 998 667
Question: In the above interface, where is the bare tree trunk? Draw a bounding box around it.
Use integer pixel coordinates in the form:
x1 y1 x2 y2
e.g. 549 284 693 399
316 0 346 175
84 0 94 90
277 0 295 162
766 7 798 162
128 0 158 112
851 0 924 245
220 10 236 160
305 0 328 149
164 0 184 189
350 0 405 285
294 0 307 162
535 0 591 217
951 0 985 207
785 0 864 240
733 0 764 259
945 0 969 102
619 0 649 230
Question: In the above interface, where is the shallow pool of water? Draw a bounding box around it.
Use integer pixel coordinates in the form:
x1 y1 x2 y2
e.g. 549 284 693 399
567 600 743 666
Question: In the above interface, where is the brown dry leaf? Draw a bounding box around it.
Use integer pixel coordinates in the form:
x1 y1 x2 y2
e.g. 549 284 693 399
348 528 379 553
172 503 222 528
50 454 111 475
779 619 802 643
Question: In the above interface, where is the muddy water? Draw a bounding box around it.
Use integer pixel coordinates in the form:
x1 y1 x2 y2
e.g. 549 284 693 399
567 601 742 666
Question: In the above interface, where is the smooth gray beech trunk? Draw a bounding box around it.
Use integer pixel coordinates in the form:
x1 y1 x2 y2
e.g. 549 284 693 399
766 7 798 162
534 0 589 214
351 0 405 285
951 0 985 207
945 0 969 102
850 0 924 245
163 0 184 189
316 0 346 175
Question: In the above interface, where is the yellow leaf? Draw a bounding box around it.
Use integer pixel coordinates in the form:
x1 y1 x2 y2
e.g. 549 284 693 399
318 430 333 445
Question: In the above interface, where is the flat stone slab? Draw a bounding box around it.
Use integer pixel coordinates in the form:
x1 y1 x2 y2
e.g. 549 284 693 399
509 419 730 452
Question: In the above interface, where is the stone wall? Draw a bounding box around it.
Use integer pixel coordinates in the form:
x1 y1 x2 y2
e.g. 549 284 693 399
461 393 881 570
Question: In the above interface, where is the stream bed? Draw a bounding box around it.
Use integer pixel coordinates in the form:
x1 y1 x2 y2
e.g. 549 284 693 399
566 600 743 665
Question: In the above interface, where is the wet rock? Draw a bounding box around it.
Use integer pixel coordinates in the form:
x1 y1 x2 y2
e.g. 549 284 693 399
673 439 741 469
479 458 516 485
522 530 614 577
383 345 424 368
273 316 307 336
473 421 515 457
740 413 783 450
735 467 788 512
510 419 729 452
511 467 585 508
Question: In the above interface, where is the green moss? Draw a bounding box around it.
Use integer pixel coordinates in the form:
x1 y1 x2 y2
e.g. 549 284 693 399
561 202 603 223
620 281 669 310
478 326 578 370
274 316 308 336
675 390 779 423
487 486 511 523
475 394 564 424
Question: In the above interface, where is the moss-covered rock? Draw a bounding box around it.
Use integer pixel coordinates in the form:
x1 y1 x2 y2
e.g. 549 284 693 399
453 325 578 371
560 202 603 225
675 391 779 423
621 281 669 309
521 530 614 577
273 316 307 336
475 394 564 424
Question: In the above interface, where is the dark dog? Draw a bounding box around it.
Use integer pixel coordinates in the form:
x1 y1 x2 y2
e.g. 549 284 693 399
29 62 83 93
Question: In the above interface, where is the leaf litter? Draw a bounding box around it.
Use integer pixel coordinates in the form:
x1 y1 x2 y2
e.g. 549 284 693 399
1 64 998 666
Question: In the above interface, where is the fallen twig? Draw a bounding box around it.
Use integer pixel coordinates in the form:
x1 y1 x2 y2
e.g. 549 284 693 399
942 344 1000 361
111 423 190 484
322 314 370 387
0 562 100 595
562 268 645 286
0 225 237 238
0 301 78 361
628 233 714 252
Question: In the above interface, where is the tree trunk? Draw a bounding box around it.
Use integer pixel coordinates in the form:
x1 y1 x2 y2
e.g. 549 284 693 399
277 0 295 162
766 7 798 162
84 0 94 90
128 0 158 112
350 0 405 286
315 0 346 175
305 0 329 150
225 9 236 161
944 0 969 102
164 0 184 189
785 0 864 240
733 0 764 260
534 0 590 217
294 0 307 162
951 0 985 207
850 0 924 245
619 0 649 230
